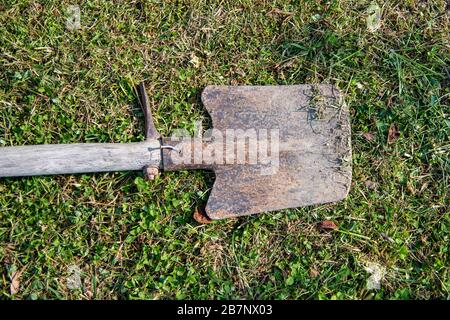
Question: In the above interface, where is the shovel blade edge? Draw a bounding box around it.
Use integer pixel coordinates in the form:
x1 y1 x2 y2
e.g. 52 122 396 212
201 85 352 219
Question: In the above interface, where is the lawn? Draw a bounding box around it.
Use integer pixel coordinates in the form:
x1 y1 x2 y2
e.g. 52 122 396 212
0 0 448 299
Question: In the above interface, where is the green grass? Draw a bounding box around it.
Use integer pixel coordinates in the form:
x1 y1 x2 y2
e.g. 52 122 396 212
0 0 448 299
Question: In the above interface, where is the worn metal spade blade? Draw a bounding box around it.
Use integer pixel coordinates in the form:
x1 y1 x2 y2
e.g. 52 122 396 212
163 85 352 220
0 83 351 221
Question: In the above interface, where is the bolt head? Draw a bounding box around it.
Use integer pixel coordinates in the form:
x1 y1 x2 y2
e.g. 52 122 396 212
143 167 159 180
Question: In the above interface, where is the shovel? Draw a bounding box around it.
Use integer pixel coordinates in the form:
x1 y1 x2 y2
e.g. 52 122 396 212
0 83 352 220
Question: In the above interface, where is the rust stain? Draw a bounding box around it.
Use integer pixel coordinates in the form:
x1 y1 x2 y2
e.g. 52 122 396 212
162 85 352 220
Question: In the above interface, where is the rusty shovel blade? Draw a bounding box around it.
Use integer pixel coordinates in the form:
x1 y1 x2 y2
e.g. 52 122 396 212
0 83 351 220
163 85 352 220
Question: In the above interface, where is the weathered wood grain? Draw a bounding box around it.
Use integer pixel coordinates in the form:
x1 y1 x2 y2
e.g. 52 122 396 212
0 140 161 177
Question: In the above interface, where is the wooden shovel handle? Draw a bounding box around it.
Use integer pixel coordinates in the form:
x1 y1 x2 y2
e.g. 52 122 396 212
0 140 161 178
